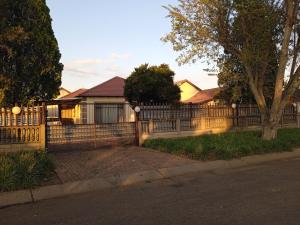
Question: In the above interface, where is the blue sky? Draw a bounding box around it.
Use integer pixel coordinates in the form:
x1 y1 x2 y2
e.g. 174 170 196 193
46 0 218 92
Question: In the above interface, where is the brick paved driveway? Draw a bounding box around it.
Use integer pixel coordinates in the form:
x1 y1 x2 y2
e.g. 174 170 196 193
51 146 195 183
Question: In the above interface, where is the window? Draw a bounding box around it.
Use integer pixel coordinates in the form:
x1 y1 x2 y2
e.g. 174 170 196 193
94 104 124 124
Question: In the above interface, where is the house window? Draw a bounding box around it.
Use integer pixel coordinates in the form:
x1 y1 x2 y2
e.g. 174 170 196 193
94 104 124 124
80 103 87 124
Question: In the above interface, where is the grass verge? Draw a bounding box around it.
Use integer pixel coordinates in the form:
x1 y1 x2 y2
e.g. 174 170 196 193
0 151 54 192
143 128 300 160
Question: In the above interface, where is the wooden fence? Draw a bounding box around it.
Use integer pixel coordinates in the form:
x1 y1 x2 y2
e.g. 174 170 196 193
137 103 299 145
0 103 47 153
1 102 299 151
138 103 296 120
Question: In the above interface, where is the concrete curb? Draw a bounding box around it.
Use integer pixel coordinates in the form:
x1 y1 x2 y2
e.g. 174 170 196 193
0 189 32 208
32 177 113 202
1 149 300 209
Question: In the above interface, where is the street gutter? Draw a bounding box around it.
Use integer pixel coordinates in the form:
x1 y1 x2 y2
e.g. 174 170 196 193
1 148 300 209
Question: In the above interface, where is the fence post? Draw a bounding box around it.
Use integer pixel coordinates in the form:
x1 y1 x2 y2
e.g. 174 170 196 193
231 107 235 128
1 108 5 126
93 124 97 148
135 111 141 146
176 119 181 133
13 112 17 126
42 102 48 150
200 116 207 130
40 124 46 151
297 103 300 128
137 121 142 146
8 108 12 126
149 119 154 133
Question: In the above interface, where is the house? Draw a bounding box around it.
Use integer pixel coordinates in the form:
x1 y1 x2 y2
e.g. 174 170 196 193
56 87 71 99
52 77 220 124
176 79 202 101
176 79 220 105
47 87 71 119
56 76 135 124
182 88 220 104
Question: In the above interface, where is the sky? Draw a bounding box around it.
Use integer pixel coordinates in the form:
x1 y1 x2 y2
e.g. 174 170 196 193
46 0 218 92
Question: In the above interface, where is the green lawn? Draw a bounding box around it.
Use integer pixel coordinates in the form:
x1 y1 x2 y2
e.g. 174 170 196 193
143 128 300 160
0 151 55 192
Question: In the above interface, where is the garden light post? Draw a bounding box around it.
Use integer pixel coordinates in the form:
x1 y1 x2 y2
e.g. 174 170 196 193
293 102 300 128
231 103 237 128
134 106 141 146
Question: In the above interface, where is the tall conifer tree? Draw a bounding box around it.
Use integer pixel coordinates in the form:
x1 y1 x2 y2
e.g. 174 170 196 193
0 0 63 105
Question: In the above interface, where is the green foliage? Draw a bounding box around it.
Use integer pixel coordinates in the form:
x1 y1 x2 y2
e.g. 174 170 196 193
217 54 255 104
143 129 300 160
0 151 54 192
124 64 181 104
217 49 278 105
0 0 63 105
215 0 279 105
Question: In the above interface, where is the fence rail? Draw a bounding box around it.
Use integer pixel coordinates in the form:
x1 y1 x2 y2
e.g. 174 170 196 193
0 103 46 127
0 126 42 144
138 103 299 145
0 102 299 151
138 103 297 120
47 122 136 144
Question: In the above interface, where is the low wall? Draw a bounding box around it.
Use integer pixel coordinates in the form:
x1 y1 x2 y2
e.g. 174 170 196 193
0 125 46 153
138 117 300 145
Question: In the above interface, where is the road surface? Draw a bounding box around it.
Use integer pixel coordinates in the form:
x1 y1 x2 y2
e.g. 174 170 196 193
1 157 300 225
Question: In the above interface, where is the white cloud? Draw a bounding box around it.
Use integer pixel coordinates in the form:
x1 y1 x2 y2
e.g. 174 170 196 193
68 59 105 66
63 52 132 77
110 52 132 60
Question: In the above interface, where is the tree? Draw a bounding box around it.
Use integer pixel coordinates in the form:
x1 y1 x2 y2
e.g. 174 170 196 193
0 0 63 105
124 64 180 104
217 54 255 104
217 44 278 105
163 0 300 140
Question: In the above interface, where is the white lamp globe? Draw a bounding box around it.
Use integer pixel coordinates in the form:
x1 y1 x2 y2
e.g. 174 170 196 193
231 103 237 109
12 106 21 115
134 106 141 113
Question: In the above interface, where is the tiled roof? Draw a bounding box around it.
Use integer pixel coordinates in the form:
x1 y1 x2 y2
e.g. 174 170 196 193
79 76 125 97
184 88 220 104
59 88 87 99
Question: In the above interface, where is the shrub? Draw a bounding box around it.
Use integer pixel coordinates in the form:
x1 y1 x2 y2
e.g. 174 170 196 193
143 128 300 160
0 151 54 192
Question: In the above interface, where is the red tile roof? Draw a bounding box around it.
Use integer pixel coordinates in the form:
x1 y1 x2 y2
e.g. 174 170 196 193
184 88 220 104
79 76 125 97
59 88 87 99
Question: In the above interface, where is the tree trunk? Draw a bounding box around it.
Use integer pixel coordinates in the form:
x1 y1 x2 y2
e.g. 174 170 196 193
261 123 278 140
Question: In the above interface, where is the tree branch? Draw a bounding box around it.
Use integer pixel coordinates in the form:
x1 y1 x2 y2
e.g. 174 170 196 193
271 1 297 112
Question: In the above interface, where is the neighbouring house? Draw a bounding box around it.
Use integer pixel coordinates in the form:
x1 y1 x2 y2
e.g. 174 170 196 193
56 87 71 99
50 78 220 124
176 79 202 102
176 79 220 105
47 87 71 119
182 88 220 105
55 76 135 124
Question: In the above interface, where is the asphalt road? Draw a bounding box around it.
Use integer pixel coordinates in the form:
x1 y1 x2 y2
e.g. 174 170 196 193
1 157 300 225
